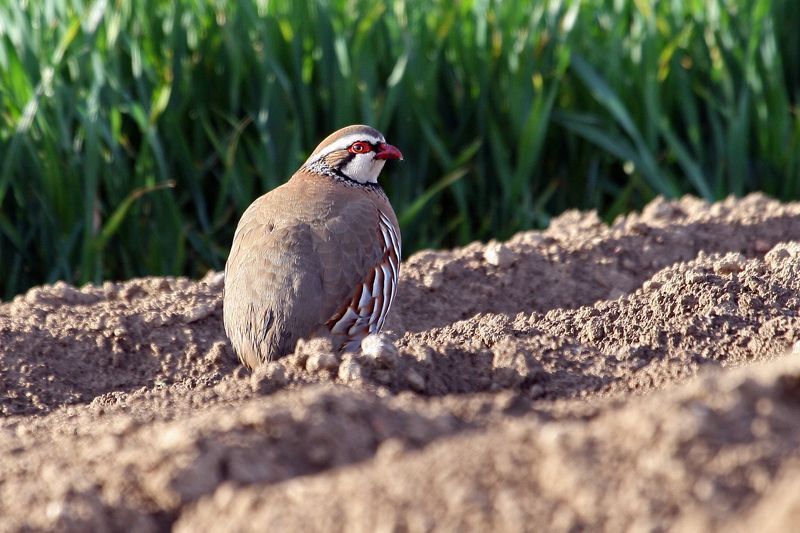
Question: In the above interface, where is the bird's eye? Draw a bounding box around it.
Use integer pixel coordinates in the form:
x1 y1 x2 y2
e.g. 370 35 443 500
348 142 371 154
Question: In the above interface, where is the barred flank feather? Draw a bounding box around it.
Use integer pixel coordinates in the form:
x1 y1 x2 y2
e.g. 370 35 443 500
326 210 401 346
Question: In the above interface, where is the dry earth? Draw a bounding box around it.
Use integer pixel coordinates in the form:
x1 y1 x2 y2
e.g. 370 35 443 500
2 193 800 532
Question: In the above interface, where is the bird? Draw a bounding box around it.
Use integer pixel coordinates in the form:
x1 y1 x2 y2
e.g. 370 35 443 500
223 124 403 369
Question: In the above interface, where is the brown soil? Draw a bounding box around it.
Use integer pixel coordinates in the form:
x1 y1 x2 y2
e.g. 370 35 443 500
2 193 800 532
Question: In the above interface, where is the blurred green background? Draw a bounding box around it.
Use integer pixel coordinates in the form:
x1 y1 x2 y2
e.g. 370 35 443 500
0 0 798 298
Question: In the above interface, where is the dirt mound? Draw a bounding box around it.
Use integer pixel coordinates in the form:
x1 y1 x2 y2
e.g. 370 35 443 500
2 193 800 531
176 359 800 532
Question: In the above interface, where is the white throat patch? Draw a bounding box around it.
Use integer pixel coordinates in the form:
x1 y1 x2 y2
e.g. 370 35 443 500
341 155 386 184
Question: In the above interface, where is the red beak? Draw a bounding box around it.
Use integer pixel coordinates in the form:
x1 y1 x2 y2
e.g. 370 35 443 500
375 142 403 160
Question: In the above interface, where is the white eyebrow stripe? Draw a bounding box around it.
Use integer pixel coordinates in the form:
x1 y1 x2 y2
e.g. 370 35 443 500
304 133 385 164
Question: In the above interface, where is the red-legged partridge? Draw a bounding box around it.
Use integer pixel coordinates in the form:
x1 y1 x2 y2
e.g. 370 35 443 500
223 125 403 369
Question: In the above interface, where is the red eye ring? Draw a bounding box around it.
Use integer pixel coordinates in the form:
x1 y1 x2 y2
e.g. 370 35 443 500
348 141 372 154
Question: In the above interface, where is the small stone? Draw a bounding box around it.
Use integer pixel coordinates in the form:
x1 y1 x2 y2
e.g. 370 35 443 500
45 500 64 521
642 279 662 292
585 319 605 341
267 362 288 382
50 281 71 298
422 270 444 289
203 342 228 365
212 483 238 508
714 253 745 275
173 278 192 291
202 270 225 290
306 353 339 373
158 425 191 449
291 336 337 368
48 281 101 305
360 334 399 367
693 478 715 500
250 362 287 393
484 242 514 268
24 287 46 305
407 345 435 365
765 243 800 267
684 269 707 284
119 284 145 301
103 281 119 299
338 358 363 382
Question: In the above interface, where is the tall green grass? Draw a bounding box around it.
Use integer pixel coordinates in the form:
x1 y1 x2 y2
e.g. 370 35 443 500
0 0 798 298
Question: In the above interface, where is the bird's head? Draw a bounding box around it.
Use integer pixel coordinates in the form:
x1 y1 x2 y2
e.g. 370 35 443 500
303 125 403 185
